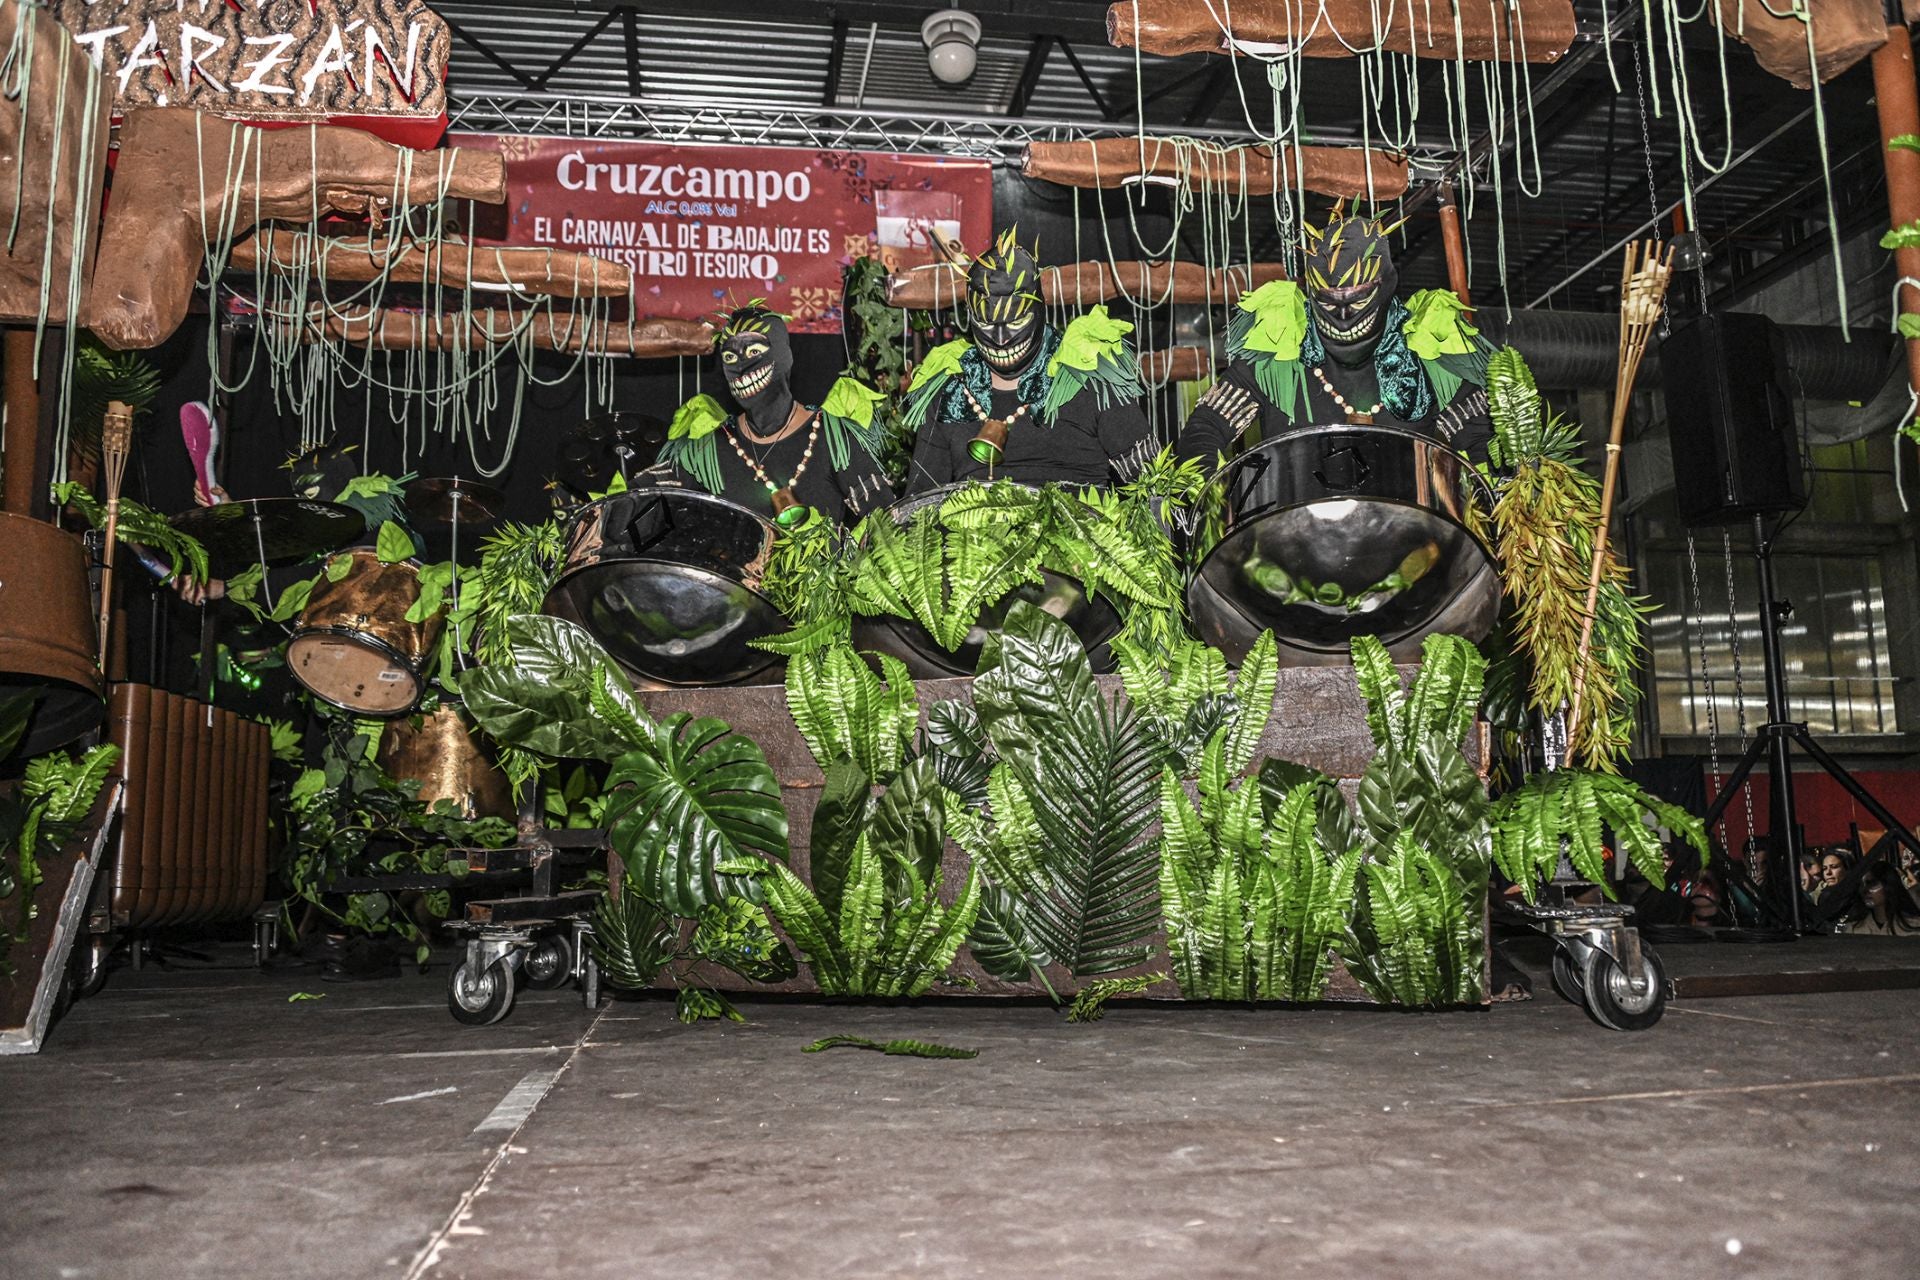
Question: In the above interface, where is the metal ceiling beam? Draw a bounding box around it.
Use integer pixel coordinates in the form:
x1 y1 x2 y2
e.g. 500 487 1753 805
445 91 1277 158
1009 37 1054 118
823 18 851 108
1183 60 1235 127
1055 39 1120 122
528 9 623 91
621 7 642 97
457 0 1122 42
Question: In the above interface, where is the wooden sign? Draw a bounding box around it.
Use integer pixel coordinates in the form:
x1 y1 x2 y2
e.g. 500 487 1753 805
45 1 449 128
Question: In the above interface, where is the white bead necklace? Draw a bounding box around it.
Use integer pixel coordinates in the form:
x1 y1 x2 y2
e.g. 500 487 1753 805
1311 365 1383 424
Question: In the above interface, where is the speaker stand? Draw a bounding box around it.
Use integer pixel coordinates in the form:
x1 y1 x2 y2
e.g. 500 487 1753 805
1701 515 1920 934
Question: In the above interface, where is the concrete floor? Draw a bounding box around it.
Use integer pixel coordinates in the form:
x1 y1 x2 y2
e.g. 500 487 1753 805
2 937 1917 1279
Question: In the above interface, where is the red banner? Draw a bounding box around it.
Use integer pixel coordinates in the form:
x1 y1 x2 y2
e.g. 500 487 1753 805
449 135 994 334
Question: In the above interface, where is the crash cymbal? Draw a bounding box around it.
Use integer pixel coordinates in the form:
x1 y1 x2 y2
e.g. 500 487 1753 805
560 412 668 492
170 498 366 575
405 477 508 526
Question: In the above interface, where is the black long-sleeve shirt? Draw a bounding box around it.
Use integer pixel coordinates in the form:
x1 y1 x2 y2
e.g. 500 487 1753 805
677 416 894 527
1175 359 1492 468
906 381 1153 494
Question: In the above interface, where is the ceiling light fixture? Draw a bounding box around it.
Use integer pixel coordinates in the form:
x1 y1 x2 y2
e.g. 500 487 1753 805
922 9 981 86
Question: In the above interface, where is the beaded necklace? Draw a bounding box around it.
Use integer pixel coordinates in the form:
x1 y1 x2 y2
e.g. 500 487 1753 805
958 382 1031 464
724 410 820 526
1310 363 1383 424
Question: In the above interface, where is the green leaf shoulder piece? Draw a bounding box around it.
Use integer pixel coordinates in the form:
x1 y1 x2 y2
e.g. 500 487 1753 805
1226 279 1310 422
818 375 890 469
659 393 729 494
902 338 973 431
1042 305 1144 423
1403 287 1493 407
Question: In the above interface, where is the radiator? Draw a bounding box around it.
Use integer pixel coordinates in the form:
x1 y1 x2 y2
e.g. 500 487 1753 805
106 685 271 929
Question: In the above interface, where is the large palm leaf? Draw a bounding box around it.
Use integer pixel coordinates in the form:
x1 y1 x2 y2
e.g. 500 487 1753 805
967 602 1162 976
608 713 789 917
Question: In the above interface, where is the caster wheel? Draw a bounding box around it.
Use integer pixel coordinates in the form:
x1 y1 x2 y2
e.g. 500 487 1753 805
71 938 112 1000
1550 948 1585 1005
522 936 572 990
1582 946 1668 1032
448 959 516 1026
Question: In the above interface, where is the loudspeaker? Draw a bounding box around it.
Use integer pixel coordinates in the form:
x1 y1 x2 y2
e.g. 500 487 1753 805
1661 313 1805 525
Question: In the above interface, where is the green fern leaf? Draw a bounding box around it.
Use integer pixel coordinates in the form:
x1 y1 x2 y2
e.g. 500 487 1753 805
1223 631 1278 773
1350 635 1406 752
763 862 850 993
803 1035 979 1059
1066 971 1165 1022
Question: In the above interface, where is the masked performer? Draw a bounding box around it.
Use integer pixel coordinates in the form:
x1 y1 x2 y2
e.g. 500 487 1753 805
1176 210 1494 466
659 304 892 527
904 228 1153 494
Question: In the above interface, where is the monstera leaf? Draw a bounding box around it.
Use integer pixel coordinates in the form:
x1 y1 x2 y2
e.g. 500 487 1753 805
607 713 789 917
464 616 653 762
962 602 1162 977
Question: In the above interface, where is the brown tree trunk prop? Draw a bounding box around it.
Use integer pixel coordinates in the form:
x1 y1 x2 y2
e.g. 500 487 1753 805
1141 347 1215 383
1106 0 1577 63
0 0 110 325
83 109 507 351
887 259 1288 310
1567 241 1673 755
1872 24 1920 402
1437 182 1473 319
1707 0 1889 88
289 308 712 357
1023 138 1407 199
229 233 631 298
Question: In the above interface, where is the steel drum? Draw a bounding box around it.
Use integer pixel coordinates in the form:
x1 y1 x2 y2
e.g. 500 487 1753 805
287 549 445 715
852 484 1122 679
542 483 786 687
378 702 513 821
0 513 104 759
1187 424 1500 666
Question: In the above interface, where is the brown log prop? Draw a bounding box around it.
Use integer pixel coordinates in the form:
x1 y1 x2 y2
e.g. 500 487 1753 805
1873 24 1920 402
1708 0 1888 88
1107 0 1577 63
228 233 632 298
887 259 1288 310
83 109 508 350
0 0 110 325
1024 138 1407 200
1141 346 1216 383
291 308 712 358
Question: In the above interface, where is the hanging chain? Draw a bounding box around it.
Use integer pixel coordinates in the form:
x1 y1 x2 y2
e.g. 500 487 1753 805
1722 531 1758 851
1684 531 1727 851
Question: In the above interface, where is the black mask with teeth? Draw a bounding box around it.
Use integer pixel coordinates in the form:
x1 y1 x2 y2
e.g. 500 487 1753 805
968 228 1043 376
1303 214 1400 367
715 306 796 432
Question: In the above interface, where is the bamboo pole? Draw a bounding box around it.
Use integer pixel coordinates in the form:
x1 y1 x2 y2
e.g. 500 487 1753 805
95 401 134 670
1436 182 1473 320
1566 242 1673 754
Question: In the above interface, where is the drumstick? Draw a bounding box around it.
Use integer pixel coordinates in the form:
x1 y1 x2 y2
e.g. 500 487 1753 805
96 401 136 673
1566 241 1673 759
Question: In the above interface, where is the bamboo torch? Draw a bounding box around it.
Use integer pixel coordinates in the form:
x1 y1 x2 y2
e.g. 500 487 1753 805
1566 242 1674 756
95 400 135 671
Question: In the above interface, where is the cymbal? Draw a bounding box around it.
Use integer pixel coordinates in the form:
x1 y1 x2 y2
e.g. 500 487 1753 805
406 477 507 526
560 412 668 491
171 498 366 575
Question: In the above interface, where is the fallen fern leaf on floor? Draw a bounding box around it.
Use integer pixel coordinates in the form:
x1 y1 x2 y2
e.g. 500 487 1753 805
803 1035 979 1060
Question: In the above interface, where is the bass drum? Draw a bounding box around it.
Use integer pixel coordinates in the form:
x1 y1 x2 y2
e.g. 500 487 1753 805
0 513 103 759
543 484 787 687
377 702 513 821
852 484 1122 680
1188 424 1500 666
287 549 444 716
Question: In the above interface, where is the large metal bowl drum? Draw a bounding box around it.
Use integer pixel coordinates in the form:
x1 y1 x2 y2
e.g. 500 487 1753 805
0 513 104 758
377 702 513 820
542 484 786 687
287 549 444 715
851 484 1122 679
1188 424 1500 666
